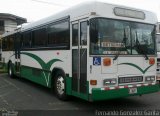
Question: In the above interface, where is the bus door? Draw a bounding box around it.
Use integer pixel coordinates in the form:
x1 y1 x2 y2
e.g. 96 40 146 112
72 19 88 94
14 33 21 74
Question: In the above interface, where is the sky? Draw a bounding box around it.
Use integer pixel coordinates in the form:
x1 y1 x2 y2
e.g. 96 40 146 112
0 0 160 23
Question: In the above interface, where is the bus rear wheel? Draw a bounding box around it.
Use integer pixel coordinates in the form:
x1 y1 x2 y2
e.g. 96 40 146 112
54 72 68 100
8 62 14 78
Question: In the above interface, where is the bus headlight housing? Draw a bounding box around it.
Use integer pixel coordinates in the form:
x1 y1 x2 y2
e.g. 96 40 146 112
103 78 117 86
157 63 160 66
145 76 155 82
157 63 160 68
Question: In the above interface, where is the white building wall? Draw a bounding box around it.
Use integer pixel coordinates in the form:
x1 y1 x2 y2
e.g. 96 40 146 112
4 20 17 32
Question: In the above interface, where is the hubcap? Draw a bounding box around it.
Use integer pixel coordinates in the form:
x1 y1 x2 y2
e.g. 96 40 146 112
56 76 65 95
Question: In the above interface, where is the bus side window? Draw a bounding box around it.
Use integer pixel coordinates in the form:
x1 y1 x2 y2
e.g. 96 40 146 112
80 21 87 45
33 28 47 47
72 23 78 46
2 37 7 51
47 20 70 49
9 36 14 50
6 37 10 51
22 32 32 48
6 35 14 51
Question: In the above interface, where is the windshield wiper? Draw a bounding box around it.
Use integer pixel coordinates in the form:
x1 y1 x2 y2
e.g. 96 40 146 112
135 31 149 60
113 29 127 60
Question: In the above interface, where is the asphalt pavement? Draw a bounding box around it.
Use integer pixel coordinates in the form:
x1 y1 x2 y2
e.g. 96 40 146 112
0 73 160 116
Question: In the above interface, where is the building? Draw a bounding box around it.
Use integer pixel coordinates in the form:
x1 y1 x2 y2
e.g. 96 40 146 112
0 13 27 61
0 13 27 35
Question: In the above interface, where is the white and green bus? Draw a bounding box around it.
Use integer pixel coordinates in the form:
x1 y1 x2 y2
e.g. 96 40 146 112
1 1 159 101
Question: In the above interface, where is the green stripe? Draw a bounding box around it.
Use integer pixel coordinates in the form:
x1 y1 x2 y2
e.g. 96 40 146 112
118 63 153 74
46 59 62 70
21 65 51 87
21 52 62 70
21 52 46 69
21 52 62 86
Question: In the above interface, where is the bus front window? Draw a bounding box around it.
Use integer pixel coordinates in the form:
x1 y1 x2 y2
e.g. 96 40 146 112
156 34 160 52
90 18 155 55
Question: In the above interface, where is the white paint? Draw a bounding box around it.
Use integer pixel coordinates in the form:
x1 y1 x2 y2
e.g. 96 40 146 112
0 0 160 22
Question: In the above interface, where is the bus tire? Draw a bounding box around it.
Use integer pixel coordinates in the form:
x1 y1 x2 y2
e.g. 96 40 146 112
8 62 14 78
54 71 68 101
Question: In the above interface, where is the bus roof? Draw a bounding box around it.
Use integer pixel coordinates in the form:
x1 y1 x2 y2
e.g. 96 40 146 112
2 0 158 35
21 1 157 32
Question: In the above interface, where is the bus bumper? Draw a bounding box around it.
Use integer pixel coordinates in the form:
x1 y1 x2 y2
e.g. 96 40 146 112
91 84 160 101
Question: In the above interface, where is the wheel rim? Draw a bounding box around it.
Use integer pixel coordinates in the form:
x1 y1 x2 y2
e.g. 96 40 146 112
56 76 65 95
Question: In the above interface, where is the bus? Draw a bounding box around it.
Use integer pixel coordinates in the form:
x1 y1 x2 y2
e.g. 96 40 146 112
1 1 159 101
156 33 160 82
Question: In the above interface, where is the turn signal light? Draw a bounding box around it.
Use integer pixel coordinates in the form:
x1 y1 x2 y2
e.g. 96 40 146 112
103 58 111 66
149 58 155 65
90 80 97 85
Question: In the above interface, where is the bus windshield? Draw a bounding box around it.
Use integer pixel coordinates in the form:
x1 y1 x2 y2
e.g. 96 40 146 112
90 18 155 55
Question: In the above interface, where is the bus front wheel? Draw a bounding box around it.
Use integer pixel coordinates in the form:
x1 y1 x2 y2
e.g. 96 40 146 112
54 72 68 100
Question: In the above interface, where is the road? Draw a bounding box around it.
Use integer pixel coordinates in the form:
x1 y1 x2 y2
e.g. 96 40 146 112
0 73 160 116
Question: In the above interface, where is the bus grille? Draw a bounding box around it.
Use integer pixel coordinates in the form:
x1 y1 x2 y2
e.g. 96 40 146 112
118 76 143 84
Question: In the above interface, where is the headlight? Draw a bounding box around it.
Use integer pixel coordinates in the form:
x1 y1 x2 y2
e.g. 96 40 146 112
145 76 155 82
157 63 160 66
103 78 117 86
157 63 160 68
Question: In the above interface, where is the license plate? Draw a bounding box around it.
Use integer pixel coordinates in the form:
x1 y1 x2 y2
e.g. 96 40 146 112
129 88 137 94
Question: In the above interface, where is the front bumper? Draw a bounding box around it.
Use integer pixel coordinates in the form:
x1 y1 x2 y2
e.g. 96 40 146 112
91 84 160 101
